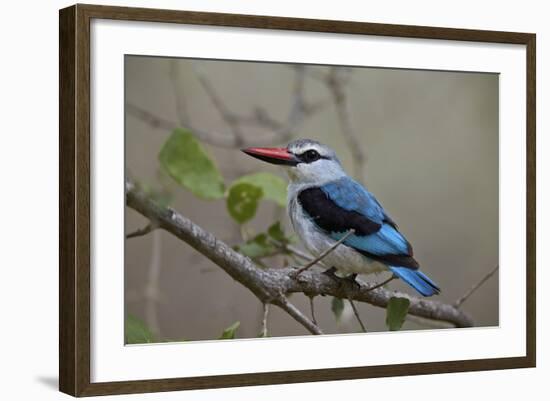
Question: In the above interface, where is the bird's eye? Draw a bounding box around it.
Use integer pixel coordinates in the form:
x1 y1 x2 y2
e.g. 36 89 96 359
302 149 321 163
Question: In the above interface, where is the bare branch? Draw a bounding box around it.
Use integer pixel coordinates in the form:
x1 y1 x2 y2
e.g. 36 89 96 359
269 239 314 263
292 229 355 276
260 303 270 337
126 103 238 148
309 297 318 326
126 223 156 239
406 314 454 329
366 274 396 292
324 68 367 179
192 65 247 146
169 60 191 126
144 229 163 338
276 297 323 335
454 265 499 308
348 299 367 332
126 104 175 132
126 179 474 329
128 65 330 149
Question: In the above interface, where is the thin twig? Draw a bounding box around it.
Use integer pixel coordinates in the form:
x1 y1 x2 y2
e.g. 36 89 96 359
405 314 454 329
144 229 163 338
169 60 191 126
126 102 237 148
366 275 396 292
325 68 367 179
268 239 314 263
454 265 499 308
126 223 156 239
128 66 330 149
309 297 318 326
192 65 247 147
125 104 175 131
275 296 323 335
293 229 355 276
348 298 367 332
260 303 270 337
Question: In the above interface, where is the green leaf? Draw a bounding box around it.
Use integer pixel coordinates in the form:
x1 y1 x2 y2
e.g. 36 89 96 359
267 221 286 242
234 233 277 260
226 182 263 224
233 172 287 207
158 128 225 199
125 315 155 344
386 297 410 331
331 297 345 321
219 321 240 339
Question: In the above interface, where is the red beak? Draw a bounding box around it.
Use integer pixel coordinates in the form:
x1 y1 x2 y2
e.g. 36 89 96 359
241 147 298 166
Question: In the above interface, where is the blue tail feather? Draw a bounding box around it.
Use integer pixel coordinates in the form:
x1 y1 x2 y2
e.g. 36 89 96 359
389 266 440 297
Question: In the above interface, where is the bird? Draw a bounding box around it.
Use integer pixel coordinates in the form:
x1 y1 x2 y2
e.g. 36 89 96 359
242 138 440 297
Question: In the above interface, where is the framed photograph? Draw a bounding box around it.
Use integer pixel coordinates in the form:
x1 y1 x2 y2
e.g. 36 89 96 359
59 4 536 397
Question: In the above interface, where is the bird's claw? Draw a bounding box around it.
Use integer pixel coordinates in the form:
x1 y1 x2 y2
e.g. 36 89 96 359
322 266 339 280
342 273 361 290
322 268 360 290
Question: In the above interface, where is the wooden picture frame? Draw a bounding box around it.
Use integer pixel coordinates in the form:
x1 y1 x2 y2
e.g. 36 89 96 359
59 3 536 397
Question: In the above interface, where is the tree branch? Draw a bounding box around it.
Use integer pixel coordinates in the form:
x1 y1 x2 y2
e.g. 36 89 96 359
260 303 270 337
126 222 156 239
292 229 355 276
127 66 330 149
348 298 367 332
324 68 367 179
126 179 474 329
454 265 499 308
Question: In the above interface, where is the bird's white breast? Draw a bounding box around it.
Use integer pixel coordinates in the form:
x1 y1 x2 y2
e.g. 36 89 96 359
288 190 387 276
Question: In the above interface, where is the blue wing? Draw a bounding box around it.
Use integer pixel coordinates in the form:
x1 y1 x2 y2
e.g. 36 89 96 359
298 177 417 269
297 177 440 296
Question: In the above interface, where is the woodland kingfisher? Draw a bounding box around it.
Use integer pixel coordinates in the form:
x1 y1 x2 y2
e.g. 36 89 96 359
242 139 440 297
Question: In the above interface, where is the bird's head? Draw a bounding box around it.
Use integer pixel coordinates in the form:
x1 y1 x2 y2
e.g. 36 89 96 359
242 139 345 185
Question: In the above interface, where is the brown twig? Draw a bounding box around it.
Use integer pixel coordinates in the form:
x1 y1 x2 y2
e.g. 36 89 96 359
292 229 355 276
126 223 156 239
366 274 396 292
324 68 367 179
127 65 331 149
309 297 318 326
348 298 367 332
454 265 499 308
260 303 270 337
144 229 163 338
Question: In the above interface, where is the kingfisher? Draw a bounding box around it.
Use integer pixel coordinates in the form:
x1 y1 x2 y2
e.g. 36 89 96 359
242 139 440 297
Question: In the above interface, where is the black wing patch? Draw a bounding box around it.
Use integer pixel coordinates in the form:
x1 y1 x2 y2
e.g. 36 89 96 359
297 187 381 236
298 187 419 270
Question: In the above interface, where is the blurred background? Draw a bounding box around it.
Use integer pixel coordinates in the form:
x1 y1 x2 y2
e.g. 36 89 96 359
124 56 499 343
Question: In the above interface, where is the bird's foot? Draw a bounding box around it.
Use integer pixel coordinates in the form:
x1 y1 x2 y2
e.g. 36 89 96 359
322 266 339 280
341 273 361 290
322 268 360 290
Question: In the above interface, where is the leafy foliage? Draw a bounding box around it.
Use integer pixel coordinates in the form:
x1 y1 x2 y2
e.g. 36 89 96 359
226 182 263 224
331 297 345 321
219 321 240 339
232 172 287 207
234 222 295 261
234 233 276 260
267 221 286 242
386 297 410 331
159 128 225 199
125 314 155 344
